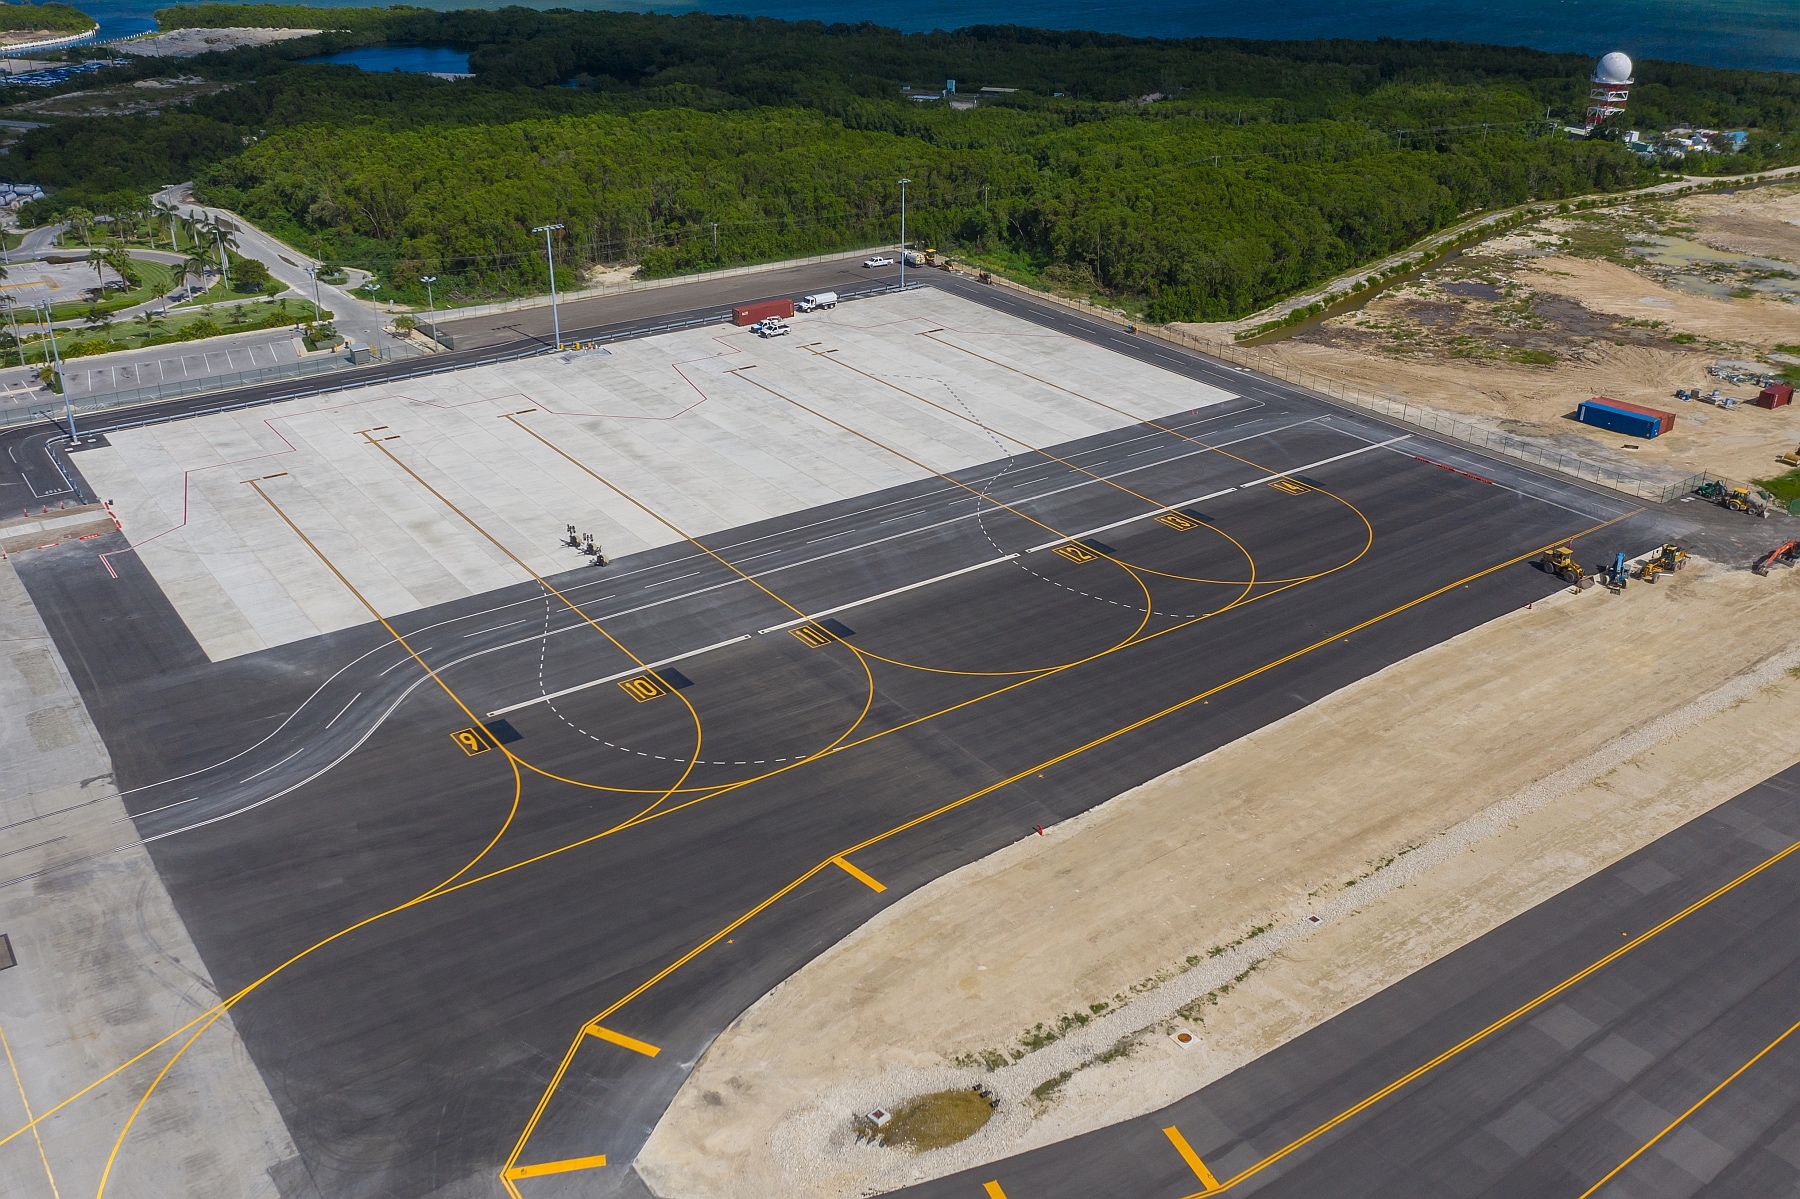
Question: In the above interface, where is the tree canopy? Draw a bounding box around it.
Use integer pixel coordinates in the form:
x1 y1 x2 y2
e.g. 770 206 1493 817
8 6 1796 321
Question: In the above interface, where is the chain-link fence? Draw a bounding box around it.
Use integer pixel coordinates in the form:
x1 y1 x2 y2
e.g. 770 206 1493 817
0 341 430 430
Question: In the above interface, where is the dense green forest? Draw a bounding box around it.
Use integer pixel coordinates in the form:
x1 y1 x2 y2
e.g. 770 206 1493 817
0 1 95 33
9 5 1799 320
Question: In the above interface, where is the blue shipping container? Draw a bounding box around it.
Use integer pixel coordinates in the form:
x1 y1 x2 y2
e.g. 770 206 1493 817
1577 400 1662 439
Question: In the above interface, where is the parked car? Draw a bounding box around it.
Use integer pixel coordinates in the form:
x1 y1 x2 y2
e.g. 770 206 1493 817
754 318 790 337
862 256 894 268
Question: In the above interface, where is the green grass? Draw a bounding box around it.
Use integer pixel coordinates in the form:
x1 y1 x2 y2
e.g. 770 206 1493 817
38 298 325 358
1751 468 1800 506
876 1090 995 1151
43 259 177 321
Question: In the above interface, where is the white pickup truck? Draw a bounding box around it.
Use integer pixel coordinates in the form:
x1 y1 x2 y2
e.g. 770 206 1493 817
795 291 838 312
754 317 790 338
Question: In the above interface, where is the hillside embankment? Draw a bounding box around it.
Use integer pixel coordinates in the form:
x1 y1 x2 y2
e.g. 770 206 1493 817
637 557 1800 1198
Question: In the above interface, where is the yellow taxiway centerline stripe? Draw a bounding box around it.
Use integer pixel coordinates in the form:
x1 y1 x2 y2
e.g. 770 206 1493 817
1164 1125 1221 1189
832 855 887 892
982 1182 1009 1199
503 1154 608 1180
1575 1013 1800 1199
582 1023 661 1058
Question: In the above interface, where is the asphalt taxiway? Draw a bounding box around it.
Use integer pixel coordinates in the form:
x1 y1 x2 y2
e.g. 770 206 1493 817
903 762 1800 1199
3 276 1690 1198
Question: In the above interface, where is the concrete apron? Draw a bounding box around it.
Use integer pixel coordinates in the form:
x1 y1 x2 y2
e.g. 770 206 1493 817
0 550 305 1199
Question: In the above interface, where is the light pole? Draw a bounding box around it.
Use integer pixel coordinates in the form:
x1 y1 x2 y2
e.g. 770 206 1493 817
420 275 437 346
897 177 911 290
38 302 70 436
532 223 565 349
306 265 322 322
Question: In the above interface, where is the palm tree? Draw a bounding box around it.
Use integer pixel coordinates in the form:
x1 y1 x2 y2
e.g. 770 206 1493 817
64 207 94 246
86 247 109 289
181 254 214 295
103 247 138 289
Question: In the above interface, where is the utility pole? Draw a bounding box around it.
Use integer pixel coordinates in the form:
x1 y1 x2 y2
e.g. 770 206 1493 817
306 266 322 323
532 222 565 349
420 275 437 346
711 222 718 253
898 177 911 291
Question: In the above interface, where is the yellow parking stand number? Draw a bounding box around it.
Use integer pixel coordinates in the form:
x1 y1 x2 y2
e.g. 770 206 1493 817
618 675 666 703
451 727 489 756
791 625 833 648
1270 477 1311 496
1053 543 1098 564
1156 511 1200 531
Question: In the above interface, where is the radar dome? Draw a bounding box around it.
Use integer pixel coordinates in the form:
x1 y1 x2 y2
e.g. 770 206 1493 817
1594 51 1633 84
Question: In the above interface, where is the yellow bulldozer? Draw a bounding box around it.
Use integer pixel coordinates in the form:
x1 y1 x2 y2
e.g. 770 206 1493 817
1635 542 1688 583
1539 543 1594 589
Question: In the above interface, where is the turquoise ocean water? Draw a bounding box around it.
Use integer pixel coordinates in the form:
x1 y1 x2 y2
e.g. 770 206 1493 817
82 0 1800 74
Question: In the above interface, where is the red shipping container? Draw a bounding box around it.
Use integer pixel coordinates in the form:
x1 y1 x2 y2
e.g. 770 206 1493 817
1756 382 1794 409
732 298 795 326
1589 396 1675 435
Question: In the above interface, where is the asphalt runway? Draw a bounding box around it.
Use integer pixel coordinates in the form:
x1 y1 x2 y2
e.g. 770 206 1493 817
902 764 1800 1199
7 277 1692 1198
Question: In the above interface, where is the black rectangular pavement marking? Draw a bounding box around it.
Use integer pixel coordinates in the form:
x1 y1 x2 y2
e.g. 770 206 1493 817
652 668 693 690
818 618 855 638
0 932 14 970
1080 539 1116 554
481 719 523 745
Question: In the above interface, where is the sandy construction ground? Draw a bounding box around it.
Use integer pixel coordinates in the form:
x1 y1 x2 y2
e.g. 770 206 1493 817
1208 184 1800 486
638 558 1800 1198
115 27 320 58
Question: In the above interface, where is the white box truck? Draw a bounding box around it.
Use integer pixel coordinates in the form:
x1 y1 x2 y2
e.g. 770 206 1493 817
795 291 838 312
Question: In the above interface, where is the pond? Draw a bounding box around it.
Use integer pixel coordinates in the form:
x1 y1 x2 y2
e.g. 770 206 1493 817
300 46 472 76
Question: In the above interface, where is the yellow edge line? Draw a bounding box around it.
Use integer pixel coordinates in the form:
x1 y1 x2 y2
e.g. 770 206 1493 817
1165 1125 1220 1190
832 854 887 892
582 1024 661 1058
503 1153 608 1180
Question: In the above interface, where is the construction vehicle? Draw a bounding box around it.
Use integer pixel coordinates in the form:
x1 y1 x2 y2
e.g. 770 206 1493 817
1603 551 1630 593
1539 543 1594 588
1778 444 1800 468
1722 485 1773 517
1635 542 1687 583
1754 541 1799 575
1696 479 1773 517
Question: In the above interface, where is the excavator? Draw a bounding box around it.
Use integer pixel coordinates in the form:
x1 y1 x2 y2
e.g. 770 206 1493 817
1635 543 1688 583
1539 543 1594 588
1753 541 1799 576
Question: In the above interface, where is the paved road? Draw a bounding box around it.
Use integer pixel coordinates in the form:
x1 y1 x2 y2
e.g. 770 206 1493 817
902 760 1800 1199
10 306 1680 1199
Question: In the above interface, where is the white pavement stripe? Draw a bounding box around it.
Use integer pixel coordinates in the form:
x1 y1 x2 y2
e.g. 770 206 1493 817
323 692 361 729
757 554 1020 634
238 746 303 784
1025 435 1409 553
486 634 752 718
